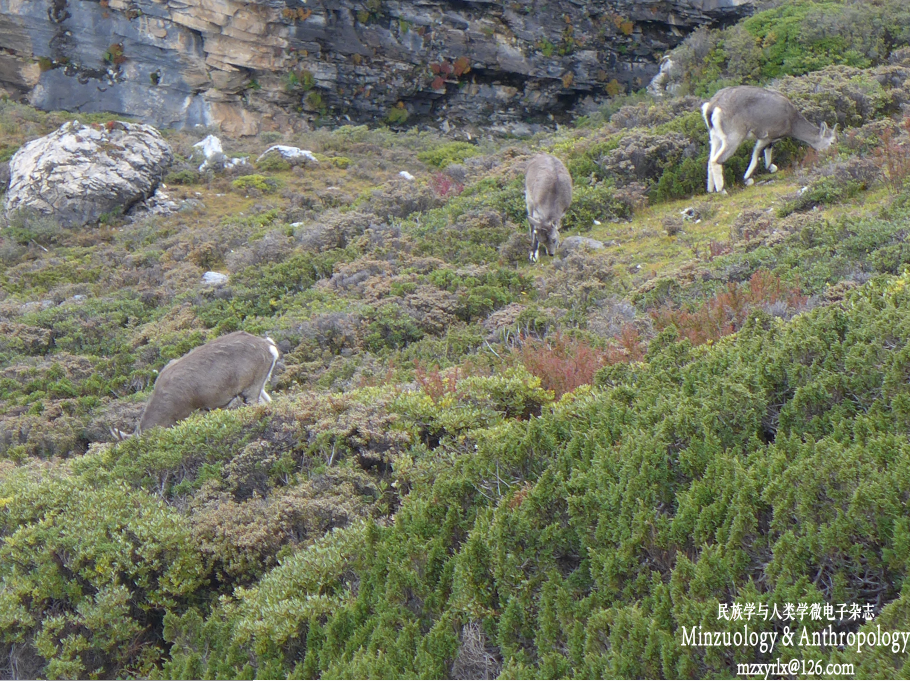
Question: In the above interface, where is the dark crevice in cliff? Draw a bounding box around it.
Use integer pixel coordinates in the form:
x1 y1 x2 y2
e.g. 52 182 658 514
460 68 535 91
49 0 70 25
400 67 589 125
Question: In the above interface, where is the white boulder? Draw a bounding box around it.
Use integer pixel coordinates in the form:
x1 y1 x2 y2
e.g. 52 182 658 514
192 135 249 171
256 145 319 165
193 135 225 171
202 271 229 286
5 120 172 228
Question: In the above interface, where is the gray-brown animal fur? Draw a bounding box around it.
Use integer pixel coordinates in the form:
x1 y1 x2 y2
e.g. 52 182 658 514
702 86 836 193
525 153 573 262
123 331 280 435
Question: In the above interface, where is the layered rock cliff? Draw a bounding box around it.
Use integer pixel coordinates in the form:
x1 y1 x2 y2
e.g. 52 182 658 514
0 0 755 136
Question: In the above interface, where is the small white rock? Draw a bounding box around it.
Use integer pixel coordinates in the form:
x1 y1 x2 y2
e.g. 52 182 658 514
193 135 225 172
202 271 229 286
256 145 318 164
399 171 415 181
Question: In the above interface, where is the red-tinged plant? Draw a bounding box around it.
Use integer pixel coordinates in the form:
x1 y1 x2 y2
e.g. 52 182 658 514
429 58 470 91
651 270 806 346
797 147 820 172
414 363 462 404
747 269 808 308
615 323 645 362
429 172 464 199
516 333 612 399
430 62 454 76
709 240 732 259
453 56 471 77
874 120 910 193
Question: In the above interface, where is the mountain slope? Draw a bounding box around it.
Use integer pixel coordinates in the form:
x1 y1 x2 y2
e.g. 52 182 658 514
2 1 910 677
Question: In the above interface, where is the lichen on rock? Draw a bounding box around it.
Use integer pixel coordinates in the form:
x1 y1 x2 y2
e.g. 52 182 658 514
5 120 173 228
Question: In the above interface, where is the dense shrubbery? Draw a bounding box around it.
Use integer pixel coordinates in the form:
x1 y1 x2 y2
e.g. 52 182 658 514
666 0 910 95
145 275 910 679
773 65 909 127
5 1 910 676
0 467 207 679
706 200 910 297
232 174 282 195
417 141 483 170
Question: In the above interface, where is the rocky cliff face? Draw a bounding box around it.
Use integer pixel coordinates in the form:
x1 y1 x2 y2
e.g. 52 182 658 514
0 0 755 136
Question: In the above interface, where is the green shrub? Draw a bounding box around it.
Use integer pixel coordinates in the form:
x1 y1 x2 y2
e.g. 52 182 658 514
451 368 553 419
363 302 424 351
427 266 529 322
741 2 856 79
778 177 864 217
75 408 258 492
254 154 291 172
0 144 18 162
394 325 485 367
564 182 630 230
314 153 353 168
385 104 410 125
0 469 207 679
566 138 621 181
231 174 281 194
667 0 910 95
705 204 910 296
283 68 316 93
651 154 710 201
773 66 898 128
412 205 518 264
164 169 201 185
221 280 910 677
3 212 65 247
193 247 356 333
417 141 482 170
23 297 155 356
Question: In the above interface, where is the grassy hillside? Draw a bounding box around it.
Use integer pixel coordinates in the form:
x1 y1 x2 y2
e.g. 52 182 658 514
2 1 910 677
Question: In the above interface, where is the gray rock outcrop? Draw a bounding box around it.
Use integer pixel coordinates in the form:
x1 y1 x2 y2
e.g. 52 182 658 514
561 236 606 254
256 145 319 165
202 271 230 286
5 120 172 227
0 0 757 134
